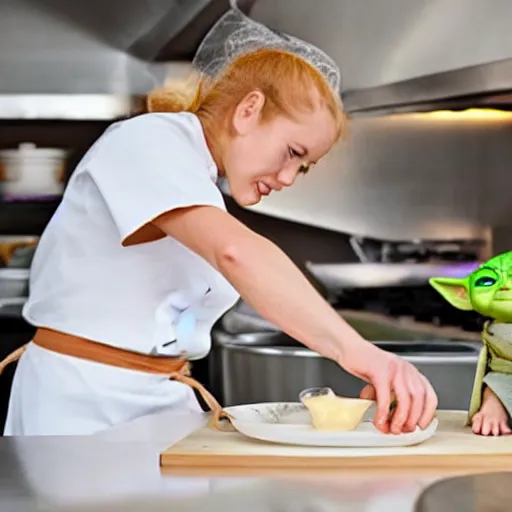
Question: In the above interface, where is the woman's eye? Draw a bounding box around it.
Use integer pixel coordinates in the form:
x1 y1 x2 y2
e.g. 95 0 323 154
475 276 496 287
288 147 301 158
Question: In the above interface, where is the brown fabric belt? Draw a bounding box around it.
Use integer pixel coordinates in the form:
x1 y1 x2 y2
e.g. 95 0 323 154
0 328 233 430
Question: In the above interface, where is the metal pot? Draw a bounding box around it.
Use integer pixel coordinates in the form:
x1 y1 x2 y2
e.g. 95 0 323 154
209 328 481 411
0 143 67 200
0 269 29 299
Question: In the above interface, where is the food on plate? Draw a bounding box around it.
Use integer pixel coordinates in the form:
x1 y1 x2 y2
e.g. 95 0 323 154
302 392 373 431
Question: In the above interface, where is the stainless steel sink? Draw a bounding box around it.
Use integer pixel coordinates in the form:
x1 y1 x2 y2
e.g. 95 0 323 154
210 330 481 411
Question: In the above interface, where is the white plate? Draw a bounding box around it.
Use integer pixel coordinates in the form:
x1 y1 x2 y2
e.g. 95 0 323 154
224 402 439 448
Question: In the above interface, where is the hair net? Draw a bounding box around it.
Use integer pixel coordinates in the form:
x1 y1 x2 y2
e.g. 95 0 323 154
192 1 342 95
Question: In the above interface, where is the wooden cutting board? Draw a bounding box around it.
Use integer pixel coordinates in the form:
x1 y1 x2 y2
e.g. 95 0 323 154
160 411 512 474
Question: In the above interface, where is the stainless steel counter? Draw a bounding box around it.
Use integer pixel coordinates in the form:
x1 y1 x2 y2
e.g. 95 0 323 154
0 408 453 511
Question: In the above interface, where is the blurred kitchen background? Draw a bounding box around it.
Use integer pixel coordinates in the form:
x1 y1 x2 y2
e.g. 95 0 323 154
1 0 512 430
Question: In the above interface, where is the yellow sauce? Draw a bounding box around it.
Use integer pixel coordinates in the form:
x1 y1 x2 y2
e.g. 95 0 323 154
302 394 373 431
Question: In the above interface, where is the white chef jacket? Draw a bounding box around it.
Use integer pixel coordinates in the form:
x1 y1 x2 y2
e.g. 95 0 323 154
4 112 240 436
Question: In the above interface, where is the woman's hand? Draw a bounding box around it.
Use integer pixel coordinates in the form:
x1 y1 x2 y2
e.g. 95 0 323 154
342 341 438 434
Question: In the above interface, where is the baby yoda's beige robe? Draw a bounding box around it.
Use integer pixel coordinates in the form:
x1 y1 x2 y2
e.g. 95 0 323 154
467 321 512 427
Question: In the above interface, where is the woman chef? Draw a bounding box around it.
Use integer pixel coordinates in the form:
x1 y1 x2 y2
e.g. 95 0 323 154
1 7 437 436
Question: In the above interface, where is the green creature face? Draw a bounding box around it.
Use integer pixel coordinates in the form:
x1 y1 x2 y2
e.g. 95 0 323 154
429 251 512 322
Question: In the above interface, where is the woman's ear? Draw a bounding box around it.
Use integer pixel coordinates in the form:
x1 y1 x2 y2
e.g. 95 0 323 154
231 90 265 136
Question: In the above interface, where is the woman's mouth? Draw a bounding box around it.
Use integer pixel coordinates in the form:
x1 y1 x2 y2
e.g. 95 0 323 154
256 182 271 196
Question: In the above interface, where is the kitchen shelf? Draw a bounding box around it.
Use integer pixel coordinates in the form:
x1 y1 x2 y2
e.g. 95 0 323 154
0 200 60 235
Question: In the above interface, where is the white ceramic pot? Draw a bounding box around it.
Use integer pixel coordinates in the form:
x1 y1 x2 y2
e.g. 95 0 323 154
0 142 67 199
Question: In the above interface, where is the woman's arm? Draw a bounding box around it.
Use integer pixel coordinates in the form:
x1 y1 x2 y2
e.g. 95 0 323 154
152 205 438 432
153 205 361 363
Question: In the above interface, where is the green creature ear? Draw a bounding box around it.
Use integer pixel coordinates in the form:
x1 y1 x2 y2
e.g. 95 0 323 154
429 277 473 311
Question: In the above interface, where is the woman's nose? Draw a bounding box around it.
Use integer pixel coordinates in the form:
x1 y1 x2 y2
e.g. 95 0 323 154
277 167 297 187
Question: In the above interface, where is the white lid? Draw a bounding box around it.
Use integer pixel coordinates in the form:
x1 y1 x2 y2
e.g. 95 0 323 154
0 142 67 159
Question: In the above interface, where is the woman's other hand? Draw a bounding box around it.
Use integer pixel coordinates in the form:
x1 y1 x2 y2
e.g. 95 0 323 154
347 343 438 434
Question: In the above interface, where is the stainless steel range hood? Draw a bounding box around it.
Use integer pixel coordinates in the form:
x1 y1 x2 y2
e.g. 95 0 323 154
1 0 512 119
342 58 512 116
250 0 512 115
0 0 256 120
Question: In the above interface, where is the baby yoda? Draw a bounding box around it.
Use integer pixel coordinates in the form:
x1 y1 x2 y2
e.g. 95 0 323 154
430 250 512 436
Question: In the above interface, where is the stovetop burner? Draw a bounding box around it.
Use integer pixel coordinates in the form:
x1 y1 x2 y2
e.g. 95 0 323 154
325 236 489 333
332 285 485 333
349 235 486 263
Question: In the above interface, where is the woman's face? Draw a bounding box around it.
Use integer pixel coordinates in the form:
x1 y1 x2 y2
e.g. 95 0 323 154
220 90 339 207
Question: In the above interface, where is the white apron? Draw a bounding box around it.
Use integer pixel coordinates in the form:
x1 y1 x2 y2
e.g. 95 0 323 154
3 112 239 435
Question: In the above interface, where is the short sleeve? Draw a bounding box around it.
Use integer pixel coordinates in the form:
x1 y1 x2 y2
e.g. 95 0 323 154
85 113 225 244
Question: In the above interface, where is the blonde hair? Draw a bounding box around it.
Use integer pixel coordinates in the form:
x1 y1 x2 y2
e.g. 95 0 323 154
147 48 346 141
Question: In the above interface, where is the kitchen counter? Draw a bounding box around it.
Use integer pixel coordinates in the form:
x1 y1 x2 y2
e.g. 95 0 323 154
0 408 487 512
